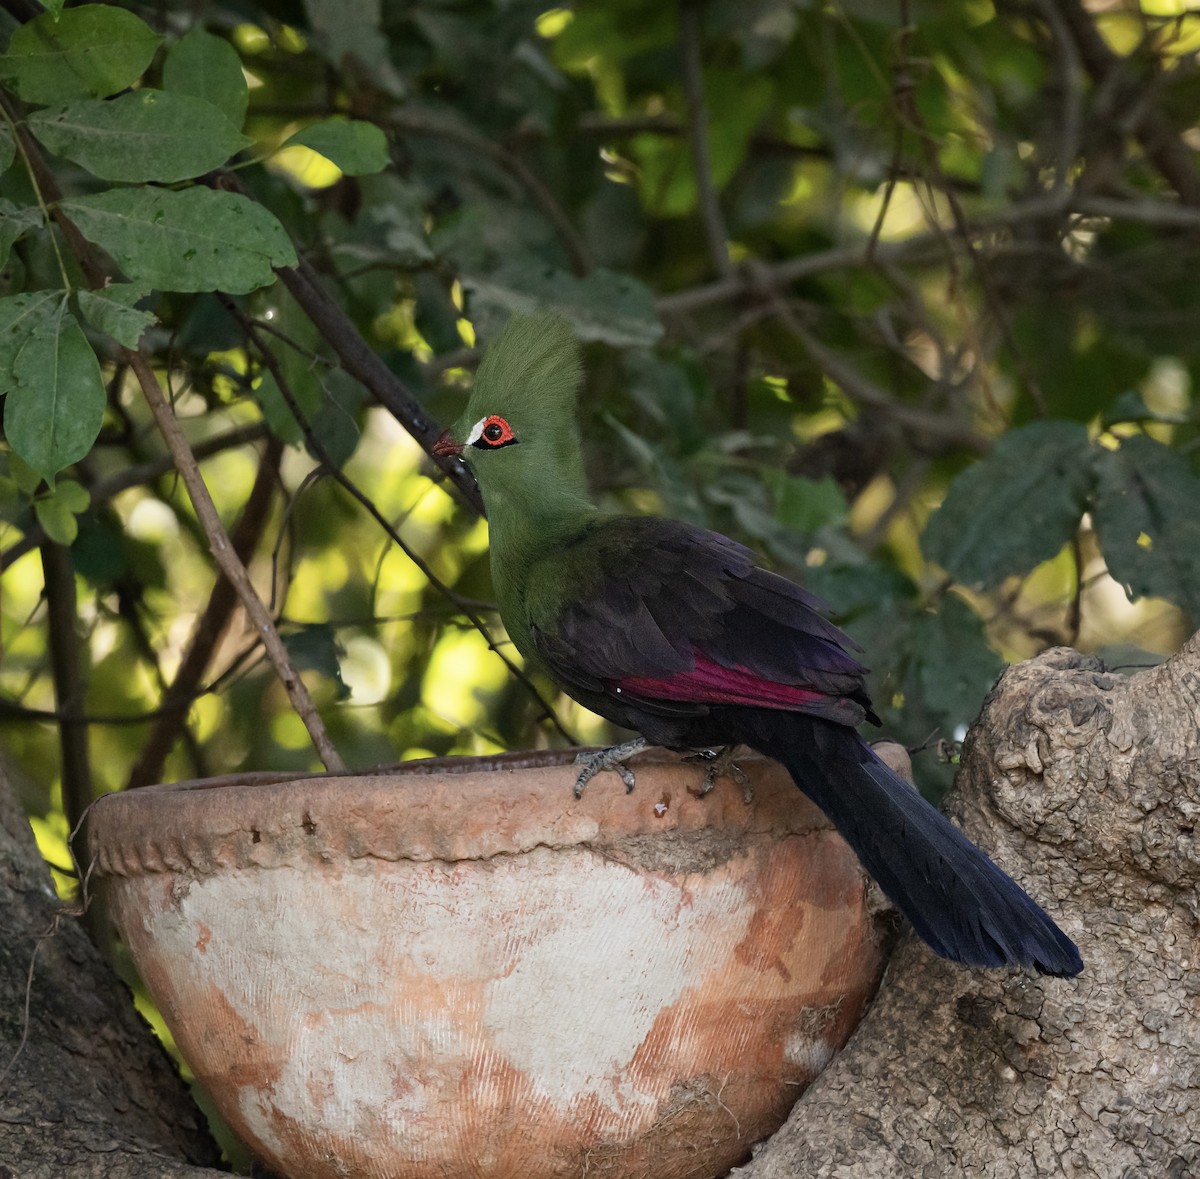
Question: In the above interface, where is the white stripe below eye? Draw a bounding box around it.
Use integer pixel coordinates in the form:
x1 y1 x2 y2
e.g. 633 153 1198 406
466 417 487 446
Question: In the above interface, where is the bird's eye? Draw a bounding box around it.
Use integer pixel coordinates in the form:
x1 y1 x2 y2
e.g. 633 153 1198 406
469 415 518 450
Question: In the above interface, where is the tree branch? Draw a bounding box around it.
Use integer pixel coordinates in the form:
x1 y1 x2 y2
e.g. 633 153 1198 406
742 262 989 454
1053 0 1200 206
38 544 92 861
677 0 733 279
738 639 1200 1175
267 250 487 516
126 437 285 790
125 353 346 773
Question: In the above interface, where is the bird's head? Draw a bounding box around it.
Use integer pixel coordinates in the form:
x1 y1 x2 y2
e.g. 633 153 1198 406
433 312 589 509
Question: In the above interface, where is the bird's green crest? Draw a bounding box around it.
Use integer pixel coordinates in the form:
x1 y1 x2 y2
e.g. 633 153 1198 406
453 312 598 594
454 311 593 514
462 312 583 428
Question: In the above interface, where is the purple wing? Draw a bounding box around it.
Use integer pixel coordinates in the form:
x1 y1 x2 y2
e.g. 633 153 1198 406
528 516 877 728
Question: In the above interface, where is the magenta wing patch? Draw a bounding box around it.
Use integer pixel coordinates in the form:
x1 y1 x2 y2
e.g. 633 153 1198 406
615 651 828 710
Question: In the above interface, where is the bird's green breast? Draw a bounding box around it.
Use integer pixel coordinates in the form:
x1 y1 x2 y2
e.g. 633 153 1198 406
486 504 600 667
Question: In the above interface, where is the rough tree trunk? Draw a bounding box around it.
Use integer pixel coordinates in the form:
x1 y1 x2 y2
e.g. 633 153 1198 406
737 638 1200 1178
0 761 223 1178
1 638 1197 1178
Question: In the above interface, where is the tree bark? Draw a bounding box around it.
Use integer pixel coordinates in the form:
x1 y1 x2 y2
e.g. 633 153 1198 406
736 638 1200 1178
2 638 1197 1177
0 760 224 1178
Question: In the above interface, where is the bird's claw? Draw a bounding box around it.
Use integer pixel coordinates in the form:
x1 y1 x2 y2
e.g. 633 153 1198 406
573 738 649 798
685 746 753 804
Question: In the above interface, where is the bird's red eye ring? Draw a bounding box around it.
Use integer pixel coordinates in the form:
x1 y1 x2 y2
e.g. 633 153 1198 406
470 415 518 450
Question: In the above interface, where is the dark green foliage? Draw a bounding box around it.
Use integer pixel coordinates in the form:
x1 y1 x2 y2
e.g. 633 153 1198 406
923 422 1095 589
1093 436 1200 622
0 0 1194 831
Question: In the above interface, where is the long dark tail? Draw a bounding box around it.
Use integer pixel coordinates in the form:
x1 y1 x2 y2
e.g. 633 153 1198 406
735 709 1082 976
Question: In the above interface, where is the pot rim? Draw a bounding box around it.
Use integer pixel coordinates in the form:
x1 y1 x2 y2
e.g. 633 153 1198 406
86 749 833 881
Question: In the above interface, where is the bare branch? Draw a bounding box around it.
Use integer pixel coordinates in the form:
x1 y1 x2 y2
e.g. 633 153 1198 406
126 352 346 773
269 250 487 516
38 544 92 851
678 0 733 279
0 424 270 572
1053 0 1200 206
743 264 989 455
126 437 285 790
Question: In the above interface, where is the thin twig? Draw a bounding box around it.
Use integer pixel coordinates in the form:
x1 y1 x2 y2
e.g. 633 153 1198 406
126 437 285 789
1036 0 1085 199
1065 532 1084 647
653 201 1060 316
0 695 202 726
39 544 92 857
743 263 989 454
278 254 488 516
125 352 347 772
1053 0 1200 207
678 0 733 278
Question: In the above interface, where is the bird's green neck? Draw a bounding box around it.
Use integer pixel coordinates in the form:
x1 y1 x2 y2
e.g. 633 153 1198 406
486 478 597 587
480 461 598 659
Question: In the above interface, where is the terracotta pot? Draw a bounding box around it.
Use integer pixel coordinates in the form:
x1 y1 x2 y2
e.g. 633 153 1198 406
88 750 887 1179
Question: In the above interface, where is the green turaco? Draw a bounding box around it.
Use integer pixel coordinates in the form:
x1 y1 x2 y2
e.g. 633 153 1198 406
433 312 1082 977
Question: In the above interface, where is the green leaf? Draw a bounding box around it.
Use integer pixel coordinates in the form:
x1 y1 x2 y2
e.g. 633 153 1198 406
1092 434 1200 618
34 476 91 544
299 0 404 96
923 421 1094 588
35 495 80 544
0 5 162 104
59 188 298 294
306 368 364 469
283 623 349 699
769 471 849 533
0 289 62 370
0 201 42 269
29 91 252 183
51 477 90 512
251 371 306 445
77 285 156 347
0 126 14 177
4 303 105 483
283 119 390 176
6 448 43 494
465 264 662 347
162 27 248 131
909 595 1004 730
1101 388 1187 428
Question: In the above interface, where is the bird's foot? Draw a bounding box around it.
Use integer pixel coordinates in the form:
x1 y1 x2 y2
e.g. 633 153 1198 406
685 746 753 804
573 738 650 799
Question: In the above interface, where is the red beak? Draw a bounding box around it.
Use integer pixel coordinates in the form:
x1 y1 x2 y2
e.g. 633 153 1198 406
432 429 464 457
